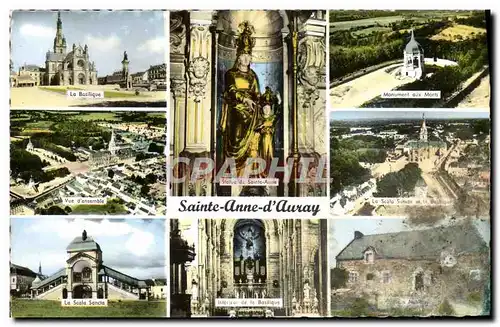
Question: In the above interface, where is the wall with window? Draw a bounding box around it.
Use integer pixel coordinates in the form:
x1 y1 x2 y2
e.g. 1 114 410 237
337 252 489 305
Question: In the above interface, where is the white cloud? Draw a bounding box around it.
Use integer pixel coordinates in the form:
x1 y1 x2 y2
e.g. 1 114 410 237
26 219 155 257
137 37 166 54
84 34 121 52
125 229 155 257
19 24 55 38
120 25 131 36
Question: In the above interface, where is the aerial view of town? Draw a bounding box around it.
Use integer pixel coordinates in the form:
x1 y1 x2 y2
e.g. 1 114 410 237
10 10 167 108
329 10 490 108
330 110 490 221
329 218 490 317
10 110 166 216
10 218 167 317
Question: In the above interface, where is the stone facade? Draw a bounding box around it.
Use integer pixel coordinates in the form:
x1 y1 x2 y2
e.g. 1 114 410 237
30 230 154 301
334 222 490 311
44 12 97 86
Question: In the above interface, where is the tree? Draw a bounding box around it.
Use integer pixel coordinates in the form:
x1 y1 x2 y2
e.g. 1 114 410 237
108 169 115 179
331 268 349 289
141 184 150 196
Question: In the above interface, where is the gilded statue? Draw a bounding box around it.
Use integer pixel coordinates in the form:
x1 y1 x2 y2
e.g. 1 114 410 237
219 21 279 177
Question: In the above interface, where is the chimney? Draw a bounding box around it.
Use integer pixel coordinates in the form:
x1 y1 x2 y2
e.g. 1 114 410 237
354 231 364 239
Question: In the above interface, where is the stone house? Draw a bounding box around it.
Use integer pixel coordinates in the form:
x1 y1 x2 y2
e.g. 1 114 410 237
335 222 490 310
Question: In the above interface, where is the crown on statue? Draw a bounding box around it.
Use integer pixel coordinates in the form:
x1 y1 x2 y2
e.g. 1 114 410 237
236 21 256 57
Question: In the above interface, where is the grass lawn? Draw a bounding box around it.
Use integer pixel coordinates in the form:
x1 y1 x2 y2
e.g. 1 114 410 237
71 199 128 215
11 299 166 318
39 86 82 95
102 90 144 98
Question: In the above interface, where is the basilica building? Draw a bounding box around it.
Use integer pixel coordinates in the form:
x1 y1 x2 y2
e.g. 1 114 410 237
44 12 98 86
170 218 328 318
169 11 327 197
30 230 154 300
404 114 447 164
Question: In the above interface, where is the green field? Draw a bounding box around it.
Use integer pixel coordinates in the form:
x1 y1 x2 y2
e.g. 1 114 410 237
71 200 128 215
67 112 122 121
25 121 55 128
330 15 406 31
39 86 82 94
352 26 392 36
11 299 166 318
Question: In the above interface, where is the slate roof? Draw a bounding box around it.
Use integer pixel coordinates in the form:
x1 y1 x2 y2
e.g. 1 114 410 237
336 222 488 261
10 263 37 277
46 51 65 62
66 235 101 252
405 30 424 54
405 140 446 149
21 65 43 71
31 268 66 289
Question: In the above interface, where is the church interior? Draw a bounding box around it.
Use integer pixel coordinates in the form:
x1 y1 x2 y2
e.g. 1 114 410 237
170 218 328 318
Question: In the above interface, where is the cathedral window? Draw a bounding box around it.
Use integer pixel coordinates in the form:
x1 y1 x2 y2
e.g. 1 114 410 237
382 271 392 284
82 267 92 281
348 271 359 283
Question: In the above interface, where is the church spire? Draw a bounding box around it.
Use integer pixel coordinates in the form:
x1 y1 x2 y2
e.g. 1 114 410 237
53 11 66 54
38 261 42 275
420 113 428 142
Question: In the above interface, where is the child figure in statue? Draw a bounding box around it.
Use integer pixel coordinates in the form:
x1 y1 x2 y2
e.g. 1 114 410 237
256 86 279 177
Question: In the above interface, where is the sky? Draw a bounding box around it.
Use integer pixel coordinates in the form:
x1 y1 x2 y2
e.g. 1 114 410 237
331 110 490 121
11 10 166 76
11 218 166 280
328 218 490 268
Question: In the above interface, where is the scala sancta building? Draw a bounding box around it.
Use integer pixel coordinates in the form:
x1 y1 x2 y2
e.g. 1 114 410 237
29 230 156 300
170 218 328 318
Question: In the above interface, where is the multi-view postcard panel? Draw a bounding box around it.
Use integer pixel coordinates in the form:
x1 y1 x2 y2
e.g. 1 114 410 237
170 10 328 198
330 110 490 218
10 110 167 216
329 218 491 317
10 10 167 108
329 10 491 109
170 218 328 318
10 218 167 318
7 8 492 321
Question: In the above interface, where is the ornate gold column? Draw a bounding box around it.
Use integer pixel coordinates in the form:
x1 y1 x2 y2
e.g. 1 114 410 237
296 11 327 197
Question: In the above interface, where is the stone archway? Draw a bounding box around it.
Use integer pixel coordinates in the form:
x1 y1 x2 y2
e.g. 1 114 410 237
73 285 92 299
78 73 85 85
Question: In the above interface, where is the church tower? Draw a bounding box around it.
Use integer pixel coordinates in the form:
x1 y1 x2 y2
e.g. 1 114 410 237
419 113 428 142
38 261 42 276
108 129 117 155
53 12 67 54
